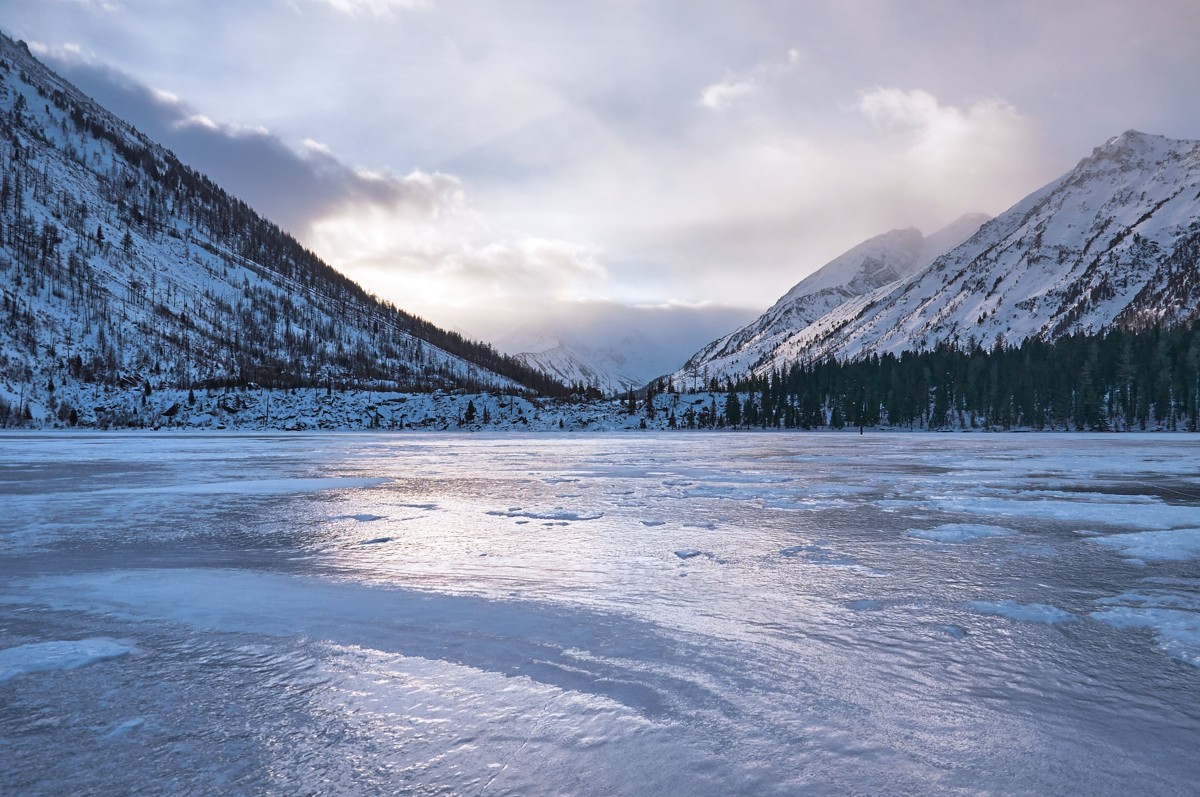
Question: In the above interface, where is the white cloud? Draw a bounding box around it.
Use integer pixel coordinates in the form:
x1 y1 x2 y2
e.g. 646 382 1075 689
307 0 430 17
308 179 609 316
856 87 1040 188
697 48 802 111
698 79 760 111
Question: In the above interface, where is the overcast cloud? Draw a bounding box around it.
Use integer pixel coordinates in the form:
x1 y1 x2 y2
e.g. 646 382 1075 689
8 0 1200 366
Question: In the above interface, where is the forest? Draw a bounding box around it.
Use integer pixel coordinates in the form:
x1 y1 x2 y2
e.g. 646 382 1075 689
671 323 1200 431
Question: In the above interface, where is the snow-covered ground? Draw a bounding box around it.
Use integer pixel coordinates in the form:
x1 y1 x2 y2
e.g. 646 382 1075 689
2 432 1199 795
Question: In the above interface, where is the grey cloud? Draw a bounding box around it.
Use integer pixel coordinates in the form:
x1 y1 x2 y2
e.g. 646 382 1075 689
39 50 453 237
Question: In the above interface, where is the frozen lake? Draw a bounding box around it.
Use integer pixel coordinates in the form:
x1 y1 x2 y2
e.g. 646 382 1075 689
2 432 1199 795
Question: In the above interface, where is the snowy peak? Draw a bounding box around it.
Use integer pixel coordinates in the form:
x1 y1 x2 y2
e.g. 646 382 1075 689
671 212 989 384
766 130 1200 366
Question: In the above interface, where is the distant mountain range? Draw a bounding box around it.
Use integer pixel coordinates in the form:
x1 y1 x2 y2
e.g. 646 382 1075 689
0 32 563 421
673 130 1200 385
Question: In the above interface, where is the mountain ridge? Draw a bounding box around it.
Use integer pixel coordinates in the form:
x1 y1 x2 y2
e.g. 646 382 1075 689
671 212 990 386
672 129 1200 383
0 31 566 424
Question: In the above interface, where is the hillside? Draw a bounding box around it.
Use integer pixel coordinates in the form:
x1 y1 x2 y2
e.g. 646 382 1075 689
0 33 564 425
672 213 989 386
766 131 1200 367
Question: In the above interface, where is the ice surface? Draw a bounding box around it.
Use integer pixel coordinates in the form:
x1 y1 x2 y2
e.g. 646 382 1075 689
1091 529 1200 562
93 476 391 496
3 432 1200 796
1093 592 1200 666
674 549 702 559
968 600 1077 624
0 639 136 683
906 523 1017 543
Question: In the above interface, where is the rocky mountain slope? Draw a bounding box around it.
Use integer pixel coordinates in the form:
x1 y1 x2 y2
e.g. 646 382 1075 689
673 130 1200 383
672 213 989 386
0 32 562 425
765 130 1200 369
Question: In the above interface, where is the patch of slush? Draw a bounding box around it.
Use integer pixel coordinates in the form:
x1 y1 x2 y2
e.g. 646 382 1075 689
1093 592 1200 667
968 600 1076 624
486 507 604 522
1090 529 1200 562
0 639 136 683
348 514 386 522
917 496 1196 530
906 524 1017 543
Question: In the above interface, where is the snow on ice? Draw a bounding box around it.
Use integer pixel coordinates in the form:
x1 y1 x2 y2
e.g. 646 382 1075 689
3 433 1200 796
0 639 137 684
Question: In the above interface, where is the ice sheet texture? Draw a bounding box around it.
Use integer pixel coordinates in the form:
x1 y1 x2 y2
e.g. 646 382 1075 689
2 431 1199 796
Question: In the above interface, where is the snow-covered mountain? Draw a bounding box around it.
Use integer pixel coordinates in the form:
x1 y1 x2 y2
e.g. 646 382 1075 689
763 130 1200 366
671 213 989 385
0 32 561 424
512 339 642 395
673 130 1200 382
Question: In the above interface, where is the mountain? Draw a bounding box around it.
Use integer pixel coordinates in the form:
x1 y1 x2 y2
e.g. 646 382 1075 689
512 339 642 396
0 32 564 423
754 131 1200 369
671 213 989 386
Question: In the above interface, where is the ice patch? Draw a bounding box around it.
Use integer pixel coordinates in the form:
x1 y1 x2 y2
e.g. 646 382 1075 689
675 549 703 559
968 600 1076 624
104 717 144 738
486 508 604 522
1090 529 1200 562
906 524 1017 543
349 514 386 522
360 537 393 545
640 520 666 527
920 496 1195 529
1093 592 1200 667
0 638 136 683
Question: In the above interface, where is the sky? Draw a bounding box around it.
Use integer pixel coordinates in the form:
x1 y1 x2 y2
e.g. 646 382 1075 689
8 0 1200 374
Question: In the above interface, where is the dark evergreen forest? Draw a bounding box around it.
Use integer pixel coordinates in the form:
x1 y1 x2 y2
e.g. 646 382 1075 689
676 323 1200 432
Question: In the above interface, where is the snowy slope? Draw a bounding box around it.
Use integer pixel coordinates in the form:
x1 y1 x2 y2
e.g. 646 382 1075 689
671 213 988 385
0 33 561 425
513 340 643 395
767 131 1200 367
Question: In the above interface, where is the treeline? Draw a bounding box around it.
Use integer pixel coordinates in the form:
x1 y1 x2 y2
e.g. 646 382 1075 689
708 324 1200 431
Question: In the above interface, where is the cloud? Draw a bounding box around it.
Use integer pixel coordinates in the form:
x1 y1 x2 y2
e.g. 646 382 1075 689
31 43 615 332
31 44 461 238
697 48 801 111
303 0 431 16
308 197 610 313
855 87 1042 192
698 79 760 111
